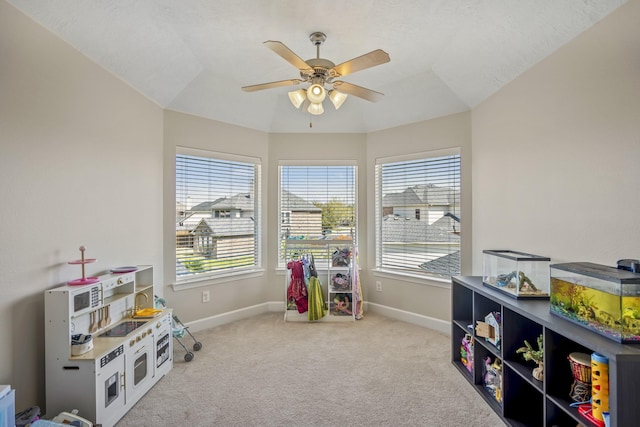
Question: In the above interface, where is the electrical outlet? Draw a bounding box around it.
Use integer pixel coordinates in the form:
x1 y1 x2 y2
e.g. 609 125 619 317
376 281 382 292
202 290 210 303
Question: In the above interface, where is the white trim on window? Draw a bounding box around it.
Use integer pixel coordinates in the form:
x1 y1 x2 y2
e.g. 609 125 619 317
175 147 262 285
375 148 461 279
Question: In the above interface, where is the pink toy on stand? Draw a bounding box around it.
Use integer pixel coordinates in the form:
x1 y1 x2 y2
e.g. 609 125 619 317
67 246 99 286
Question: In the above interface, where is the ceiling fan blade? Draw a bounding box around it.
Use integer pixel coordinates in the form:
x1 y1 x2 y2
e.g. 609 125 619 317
242 79 303 92
331 49 390 77
333 81 384 102
264 41 313 73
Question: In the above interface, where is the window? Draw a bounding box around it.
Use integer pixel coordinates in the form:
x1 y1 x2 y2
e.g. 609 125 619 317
281 211 291 227
279 163 357 265
176 147 261 281
375 149 461 279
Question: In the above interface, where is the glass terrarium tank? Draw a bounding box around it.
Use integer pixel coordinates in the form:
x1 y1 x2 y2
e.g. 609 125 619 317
483 250 550 299
550 262 640 343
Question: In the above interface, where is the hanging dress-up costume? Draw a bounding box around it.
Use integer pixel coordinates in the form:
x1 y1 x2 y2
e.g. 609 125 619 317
287 260 308 313
308 276 327 321
352 246 363 319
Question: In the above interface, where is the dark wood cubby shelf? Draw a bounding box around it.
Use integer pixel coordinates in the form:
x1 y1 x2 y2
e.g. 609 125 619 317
451 276 640 427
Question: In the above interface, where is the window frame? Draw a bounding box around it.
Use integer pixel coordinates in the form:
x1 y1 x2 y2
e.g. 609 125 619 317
374 147 461 281
174 146 262 286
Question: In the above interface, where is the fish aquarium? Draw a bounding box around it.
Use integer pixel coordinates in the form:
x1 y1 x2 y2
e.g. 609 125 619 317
550 262 640 343
483 250 550 299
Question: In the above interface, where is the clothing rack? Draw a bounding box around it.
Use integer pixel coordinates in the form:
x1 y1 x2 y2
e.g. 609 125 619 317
284 239 360 322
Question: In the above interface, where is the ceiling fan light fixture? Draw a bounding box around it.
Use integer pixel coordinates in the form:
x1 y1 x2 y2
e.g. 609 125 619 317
329 90 348 109
306 83 326 104
307 102 324 115
288 89 307 109
243 32 389 121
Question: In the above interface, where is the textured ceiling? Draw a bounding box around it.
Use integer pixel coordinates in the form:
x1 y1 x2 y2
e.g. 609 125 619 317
8 0 626 133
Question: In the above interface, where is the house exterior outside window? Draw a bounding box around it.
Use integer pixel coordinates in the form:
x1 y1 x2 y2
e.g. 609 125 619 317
375 148 461 279
176 147 261 281
278 163 357 267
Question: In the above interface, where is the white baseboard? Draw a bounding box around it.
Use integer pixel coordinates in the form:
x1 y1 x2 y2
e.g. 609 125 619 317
184 302 272 333
182 300 451 336
364 302 451 335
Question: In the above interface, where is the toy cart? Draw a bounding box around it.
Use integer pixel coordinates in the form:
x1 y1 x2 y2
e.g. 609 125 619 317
155 296 202 362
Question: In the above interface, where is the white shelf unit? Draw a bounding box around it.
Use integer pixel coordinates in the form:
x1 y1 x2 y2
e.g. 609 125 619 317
284 239 355 322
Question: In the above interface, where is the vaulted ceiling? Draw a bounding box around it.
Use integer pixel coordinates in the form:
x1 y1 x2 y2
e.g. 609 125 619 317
8 0 626 133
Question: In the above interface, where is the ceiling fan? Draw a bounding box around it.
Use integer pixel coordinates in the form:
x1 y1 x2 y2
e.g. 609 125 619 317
241 32 390 115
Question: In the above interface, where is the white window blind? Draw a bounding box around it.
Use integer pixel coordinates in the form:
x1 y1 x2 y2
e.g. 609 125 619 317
176 148 261 281
375 149 461 278
279 164 357 265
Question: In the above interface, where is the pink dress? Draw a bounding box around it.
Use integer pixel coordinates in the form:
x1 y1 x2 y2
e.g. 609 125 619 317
287 260 308 313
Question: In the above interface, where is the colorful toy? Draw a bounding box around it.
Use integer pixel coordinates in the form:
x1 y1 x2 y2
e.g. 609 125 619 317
332 293 352 315
460 334 474 373
332 273 350 291
476 311 501 349
591 353 609 422
67 246 99 285
332 247 351 267
483 356 503 404
568 352 591 403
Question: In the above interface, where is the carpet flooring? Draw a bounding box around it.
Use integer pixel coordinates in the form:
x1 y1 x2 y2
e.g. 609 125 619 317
115 311 505 427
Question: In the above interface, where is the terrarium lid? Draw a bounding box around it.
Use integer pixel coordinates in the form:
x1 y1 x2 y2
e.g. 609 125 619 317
551 261 640 284
483 250 550 261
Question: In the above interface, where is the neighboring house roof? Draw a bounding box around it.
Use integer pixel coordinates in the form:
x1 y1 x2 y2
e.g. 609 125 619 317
383 191 422 207
190 193 253 212
191 218 255 237
431 215 460 231
419 251 461 277
209 193 254 211
411 184 458 206
281 189 321 212
382 217 460 243
189 197 226 212
383 184 459 207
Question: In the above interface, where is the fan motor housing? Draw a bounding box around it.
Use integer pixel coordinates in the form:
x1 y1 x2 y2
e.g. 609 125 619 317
303 58 336 80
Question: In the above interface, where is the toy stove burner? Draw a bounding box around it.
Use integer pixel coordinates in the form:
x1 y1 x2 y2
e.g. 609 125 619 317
100 321 147 337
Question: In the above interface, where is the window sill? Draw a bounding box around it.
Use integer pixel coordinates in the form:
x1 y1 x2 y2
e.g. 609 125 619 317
371 269 451 289
172 269 265 291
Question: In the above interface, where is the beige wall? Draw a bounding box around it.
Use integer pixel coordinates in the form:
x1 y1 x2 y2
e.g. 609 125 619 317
162 111 269 322
471 0 640 272
0 2 163 410
365 113 473 321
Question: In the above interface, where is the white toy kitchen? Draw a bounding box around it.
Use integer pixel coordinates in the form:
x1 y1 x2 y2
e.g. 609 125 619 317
44 265 173 427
